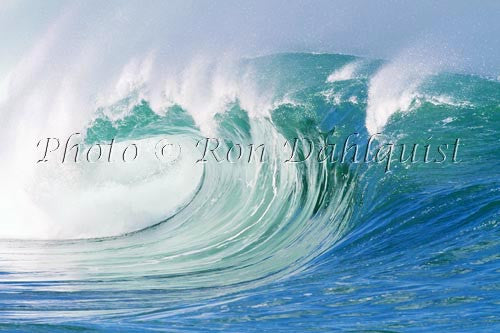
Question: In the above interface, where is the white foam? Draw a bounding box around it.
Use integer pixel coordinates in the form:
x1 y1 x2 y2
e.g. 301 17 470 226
321 89 342 104
442 117 455 124
326 61 360 82
149 57 275 135
0 4 297 241
365 52 441 134
425 94 471 108
97 54 155 121
0 136 202 240
0 41 272 241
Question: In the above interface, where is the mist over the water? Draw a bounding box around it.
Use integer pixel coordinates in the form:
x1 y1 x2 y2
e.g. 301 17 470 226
1 0 500 78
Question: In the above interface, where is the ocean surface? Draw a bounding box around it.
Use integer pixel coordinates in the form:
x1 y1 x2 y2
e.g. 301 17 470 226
0 53 499 331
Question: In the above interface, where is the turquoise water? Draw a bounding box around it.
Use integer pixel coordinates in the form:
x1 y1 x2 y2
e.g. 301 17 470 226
0 53 499 331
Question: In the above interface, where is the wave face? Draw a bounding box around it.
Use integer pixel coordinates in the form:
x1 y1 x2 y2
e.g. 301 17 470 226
0 53 499 331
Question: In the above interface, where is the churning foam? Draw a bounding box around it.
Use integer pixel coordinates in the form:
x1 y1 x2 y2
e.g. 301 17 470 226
365 53 440 134
0 7 280 240
0 136 203 240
